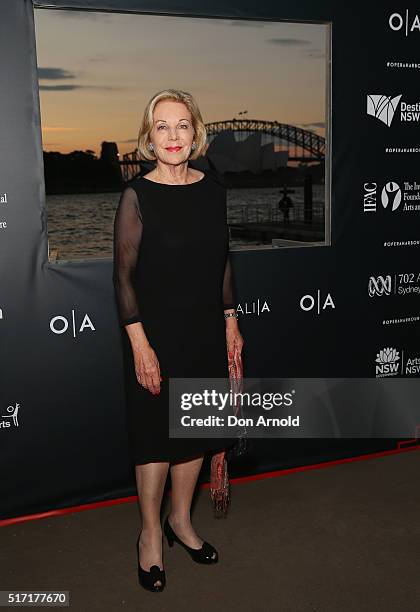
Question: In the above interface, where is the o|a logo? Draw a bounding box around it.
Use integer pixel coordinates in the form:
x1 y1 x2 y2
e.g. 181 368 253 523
381 181 402 211
50 309 95 336
389 11 420 35
300 290 335 314
368 275 392 297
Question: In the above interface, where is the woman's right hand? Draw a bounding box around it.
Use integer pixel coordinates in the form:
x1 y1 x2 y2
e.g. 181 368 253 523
132 343 162 395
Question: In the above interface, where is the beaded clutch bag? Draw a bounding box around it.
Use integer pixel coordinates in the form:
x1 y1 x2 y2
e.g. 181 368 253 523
210 346 246 517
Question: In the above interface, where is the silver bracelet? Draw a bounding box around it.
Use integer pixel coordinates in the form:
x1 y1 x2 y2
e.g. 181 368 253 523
224 312 238 319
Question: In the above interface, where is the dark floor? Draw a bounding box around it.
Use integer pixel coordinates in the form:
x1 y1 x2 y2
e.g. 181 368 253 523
1 450 419 611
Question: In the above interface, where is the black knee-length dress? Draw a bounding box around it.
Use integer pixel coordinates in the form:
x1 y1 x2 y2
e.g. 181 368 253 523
112 169 237 464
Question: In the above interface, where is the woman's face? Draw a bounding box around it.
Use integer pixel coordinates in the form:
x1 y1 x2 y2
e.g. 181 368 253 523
149 99 195 164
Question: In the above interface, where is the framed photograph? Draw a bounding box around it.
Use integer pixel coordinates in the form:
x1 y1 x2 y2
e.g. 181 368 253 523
34 7 331 260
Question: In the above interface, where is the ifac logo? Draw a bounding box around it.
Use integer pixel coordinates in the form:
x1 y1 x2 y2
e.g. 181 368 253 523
381 181 402 210
363 181 420 214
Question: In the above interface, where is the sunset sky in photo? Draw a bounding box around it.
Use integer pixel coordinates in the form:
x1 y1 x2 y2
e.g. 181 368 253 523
34 8 328 157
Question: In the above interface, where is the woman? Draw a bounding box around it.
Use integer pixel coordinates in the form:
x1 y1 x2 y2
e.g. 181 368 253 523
112 89 244 592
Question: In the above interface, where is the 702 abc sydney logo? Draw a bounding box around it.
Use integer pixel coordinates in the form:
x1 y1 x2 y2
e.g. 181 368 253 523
368 272 420 297
363 180 420 213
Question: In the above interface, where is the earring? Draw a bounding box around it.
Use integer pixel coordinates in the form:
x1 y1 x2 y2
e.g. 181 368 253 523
191 142 197 150
148 142 154 151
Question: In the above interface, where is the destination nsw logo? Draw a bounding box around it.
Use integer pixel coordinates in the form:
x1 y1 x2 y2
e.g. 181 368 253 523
367 94 420 127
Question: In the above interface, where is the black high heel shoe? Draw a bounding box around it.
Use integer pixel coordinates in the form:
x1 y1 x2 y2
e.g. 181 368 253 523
164 516 218 564
136 532 166 592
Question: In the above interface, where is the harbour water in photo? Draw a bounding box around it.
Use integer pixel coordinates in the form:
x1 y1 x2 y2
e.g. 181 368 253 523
46 184 325 260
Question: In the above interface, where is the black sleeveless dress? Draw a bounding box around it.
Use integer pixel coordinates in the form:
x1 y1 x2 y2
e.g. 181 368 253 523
112 169 237 464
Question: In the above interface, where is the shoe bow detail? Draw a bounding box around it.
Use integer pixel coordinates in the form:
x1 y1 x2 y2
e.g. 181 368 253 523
164 517 219 563
201 541 218 560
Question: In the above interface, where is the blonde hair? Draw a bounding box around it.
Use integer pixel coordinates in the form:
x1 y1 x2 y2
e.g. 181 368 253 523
137 88 207 161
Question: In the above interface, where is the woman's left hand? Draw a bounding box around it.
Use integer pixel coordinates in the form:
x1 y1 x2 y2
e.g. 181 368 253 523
226 322 244 361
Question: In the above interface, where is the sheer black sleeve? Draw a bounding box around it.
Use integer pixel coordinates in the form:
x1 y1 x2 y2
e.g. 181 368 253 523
222 186 236 310
112 186 144 327
223 252 236 310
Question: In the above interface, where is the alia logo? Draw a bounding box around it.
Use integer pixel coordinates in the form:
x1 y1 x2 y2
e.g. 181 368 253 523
50 309 96 336
375 347 400 377
236 299 270 316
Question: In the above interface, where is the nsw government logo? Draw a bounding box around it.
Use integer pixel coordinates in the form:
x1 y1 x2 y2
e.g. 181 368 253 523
375 347 401 377
375 346 420 376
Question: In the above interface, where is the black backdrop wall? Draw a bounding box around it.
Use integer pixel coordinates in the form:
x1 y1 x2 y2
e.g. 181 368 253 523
1 1 419 520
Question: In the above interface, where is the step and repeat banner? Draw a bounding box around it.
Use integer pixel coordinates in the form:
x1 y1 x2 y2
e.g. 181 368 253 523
1 1 419 519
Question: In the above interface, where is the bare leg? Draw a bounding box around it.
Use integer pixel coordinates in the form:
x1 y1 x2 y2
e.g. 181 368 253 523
168 454 205 549
135 461 170 587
